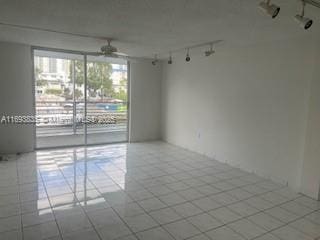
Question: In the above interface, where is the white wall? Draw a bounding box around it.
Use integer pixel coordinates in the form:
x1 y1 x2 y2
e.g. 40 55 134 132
0 41 34 154
161 37 317 192
129 59 162 142
301 40 320 199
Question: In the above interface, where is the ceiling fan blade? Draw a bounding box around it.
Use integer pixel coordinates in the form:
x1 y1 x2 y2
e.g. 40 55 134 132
114 52 129 57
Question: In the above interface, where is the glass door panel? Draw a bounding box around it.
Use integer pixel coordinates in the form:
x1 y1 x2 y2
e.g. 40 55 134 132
34 50 85 148
34 50 128 148
86 56 128 145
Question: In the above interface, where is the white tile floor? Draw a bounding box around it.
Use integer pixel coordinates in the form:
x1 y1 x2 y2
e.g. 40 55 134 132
1 141 320 240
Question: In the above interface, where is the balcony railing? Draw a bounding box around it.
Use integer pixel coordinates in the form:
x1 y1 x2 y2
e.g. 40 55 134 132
36 101 127 137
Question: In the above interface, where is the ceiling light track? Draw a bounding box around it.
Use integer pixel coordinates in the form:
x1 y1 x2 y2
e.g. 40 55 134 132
152 40 223 65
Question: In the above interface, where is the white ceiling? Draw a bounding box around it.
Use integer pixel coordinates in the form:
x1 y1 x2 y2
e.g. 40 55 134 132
0 0 319 58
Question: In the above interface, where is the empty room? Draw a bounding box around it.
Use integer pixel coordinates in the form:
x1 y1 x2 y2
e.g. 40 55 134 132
0 0 320 240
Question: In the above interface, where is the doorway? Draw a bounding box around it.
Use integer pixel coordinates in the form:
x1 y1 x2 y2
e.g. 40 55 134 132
34 49 129 148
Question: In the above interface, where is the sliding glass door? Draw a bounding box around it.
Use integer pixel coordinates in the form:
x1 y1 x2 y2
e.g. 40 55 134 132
34 49 128 148
86 55 128 145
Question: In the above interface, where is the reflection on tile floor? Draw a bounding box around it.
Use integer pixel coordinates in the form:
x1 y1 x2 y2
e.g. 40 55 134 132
1 141 320 240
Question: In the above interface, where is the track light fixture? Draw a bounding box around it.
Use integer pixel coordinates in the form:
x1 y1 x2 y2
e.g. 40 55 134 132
205 44 215 57
185 49 191 62
294 0 313 30
168 52 173 64
259 0 280 18
151 54 158 65
149 40 222 65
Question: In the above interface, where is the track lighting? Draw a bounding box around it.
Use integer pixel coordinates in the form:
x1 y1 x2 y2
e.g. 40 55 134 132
185 49 191 62
168 53 173 64
294 0 313 30
151 54 158 65
205 44 215 57
259 0 280 18
149 40 222 65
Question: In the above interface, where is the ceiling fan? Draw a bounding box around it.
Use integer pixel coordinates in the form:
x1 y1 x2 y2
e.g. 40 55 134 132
90 39 130 59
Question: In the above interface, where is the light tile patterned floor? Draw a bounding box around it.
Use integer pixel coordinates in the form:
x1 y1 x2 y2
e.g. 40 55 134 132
1 141 320 240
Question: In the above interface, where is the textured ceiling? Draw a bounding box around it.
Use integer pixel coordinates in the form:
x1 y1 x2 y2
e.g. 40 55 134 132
0 0 319 58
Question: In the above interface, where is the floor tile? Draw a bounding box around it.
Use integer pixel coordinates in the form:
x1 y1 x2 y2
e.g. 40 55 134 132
254 233 281 240
149 207 182 224
241 184 269 195
158 192 187 206
305 210 320 225
265 207 299 223
294 196 320 210
165 182 190 191
0 204 20 218
187 234 211 240
192 197 221 211
0 230 22 240
213 181 236 191
272 188 301 200
49 193 79 208
63 228 100 240
56 212 92 234
279 201 314 217
244 196 275 211
163 219 201 240
0 215 21 233
96 222 132 240
227 201 259 217
103 191 133 206
87 208 122 228
22 208 55 227
248 212 284 231
209 207 242 224
210 192 238 205
80 197 110 212
226 189 253 201
256 181 283 191
206 226 245 240
126 189 154 201
0 194 19 207
122 213 158 232
172 202 203 218
53 203 85 219
20 199 51 214
272 225 314 240
260 192 288 205
20 189 47 202
289 218 320 239
23 221 60 240
187 213 223 232
115 235 138 240
136 227 175 240
228 218 267 239
138 197 167 212
113 202 145 217
178 189 204 201
147 185 173 196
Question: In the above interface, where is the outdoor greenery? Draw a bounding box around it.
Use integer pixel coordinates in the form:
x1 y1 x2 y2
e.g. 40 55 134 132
35 67 48 87
36 59 127 102
70 60 127 101
113 78 127 101
45 88 63 95
72 60 113 100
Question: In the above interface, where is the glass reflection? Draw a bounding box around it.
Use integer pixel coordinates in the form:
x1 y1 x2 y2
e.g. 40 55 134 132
32 144 128 215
